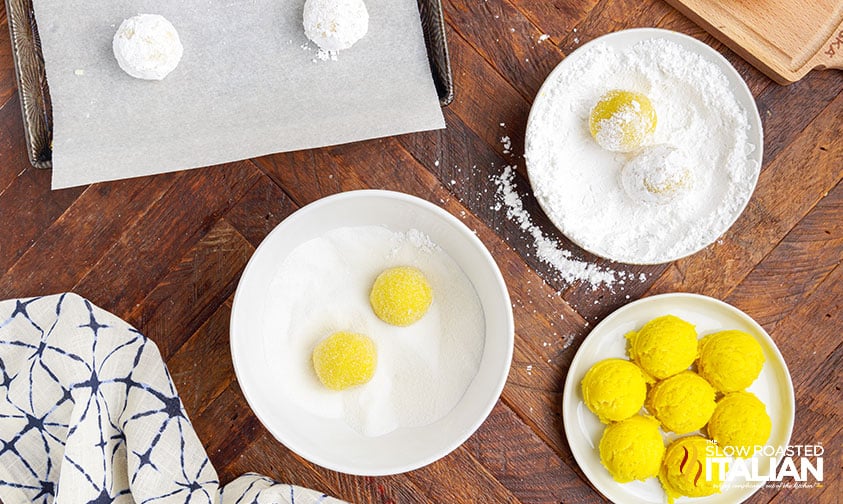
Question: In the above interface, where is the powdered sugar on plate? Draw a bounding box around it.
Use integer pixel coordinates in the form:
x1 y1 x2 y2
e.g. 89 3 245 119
525 31 762 264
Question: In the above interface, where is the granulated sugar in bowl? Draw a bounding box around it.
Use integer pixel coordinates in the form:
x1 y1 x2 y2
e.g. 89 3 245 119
525 28 763 264
266 225 485 438
230 190 514 475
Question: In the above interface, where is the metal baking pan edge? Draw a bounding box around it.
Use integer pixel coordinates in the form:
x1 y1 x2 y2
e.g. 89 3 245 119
6 0 455 169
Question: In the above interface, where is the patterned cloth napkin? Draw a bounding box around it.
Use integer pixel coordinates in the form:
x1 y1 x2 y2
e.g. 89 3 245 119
0 293 343 503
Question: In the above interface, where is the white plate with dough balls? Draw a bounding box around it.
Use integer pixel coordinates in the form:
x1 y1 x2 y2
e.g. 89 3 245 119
525 28 763 264
230 190 514 475
562 293 795 504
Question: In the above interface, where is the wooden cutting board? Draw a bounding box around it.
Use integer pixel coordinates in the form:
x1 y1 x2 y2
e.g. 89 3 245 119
665 0 843 84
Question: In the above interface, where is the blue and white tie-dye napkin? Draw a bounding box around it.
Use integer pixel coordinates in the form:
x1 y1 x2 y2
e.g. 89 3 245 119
0 293 344 504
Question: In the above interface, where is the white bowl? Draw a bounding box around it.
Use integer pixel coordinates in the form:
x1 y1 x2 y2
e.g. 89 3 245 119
230 190 514 475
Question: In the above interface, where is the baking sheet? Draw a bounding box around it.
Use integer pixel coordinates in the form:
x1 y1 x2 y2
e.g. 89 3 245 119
30 0 446 189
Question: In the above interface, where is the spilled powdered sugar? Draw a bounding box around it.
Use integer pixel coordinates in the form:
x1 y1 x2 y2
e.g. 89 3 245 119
500 135 512 154
492 165 618 288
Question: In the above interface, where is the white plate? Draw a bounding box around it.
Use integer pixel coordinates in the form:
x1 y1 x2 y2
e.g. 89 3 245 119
525 28 764 264
562 293 795 504
230 190 514 476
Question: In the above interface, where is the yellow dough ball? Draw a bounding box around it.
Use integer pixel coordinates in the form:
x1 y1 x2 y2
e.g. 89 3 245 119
581 358 648 423
646 371 716 434
697 330 765 393
589 90 657 152
626 315 698 380
659 436 725 503
599 415 665 483
312 331 377 390
369 266 433 326
707 391 772 456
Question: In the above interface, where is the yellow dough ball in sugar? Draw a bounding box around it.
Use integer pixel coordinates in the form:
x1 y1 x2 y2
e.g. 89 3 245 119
312 331 377 390
589 90 657 152
369 266 433 326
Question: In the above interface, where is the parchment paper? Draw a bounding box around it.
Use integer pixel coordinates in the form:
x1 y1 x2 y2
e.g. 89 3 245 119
31 0 446 189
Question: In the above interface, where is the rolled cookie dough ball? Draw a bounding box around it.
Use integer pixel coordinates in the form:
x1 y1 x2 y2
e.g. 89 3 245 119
303 0 369 52
113 14 183 80
621 145 694 206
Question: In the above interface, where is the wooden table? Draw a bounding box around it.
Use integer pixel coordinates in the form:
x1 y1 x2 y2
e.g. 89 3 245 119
0 1 839 502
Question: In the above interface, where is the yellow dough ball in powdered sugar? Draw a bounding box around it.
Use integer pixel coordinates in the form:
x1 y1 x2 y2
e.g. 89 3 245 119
112 14 183 81
303 0 369 52
621 145 694 206
589 90 657 152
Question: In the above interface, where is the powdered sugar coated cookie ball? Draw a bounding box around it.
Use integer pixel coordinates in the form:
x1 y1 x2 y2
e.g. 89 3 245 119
113 14 183 80
621 145 693 206
303 0 369 52
589 90 657 152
